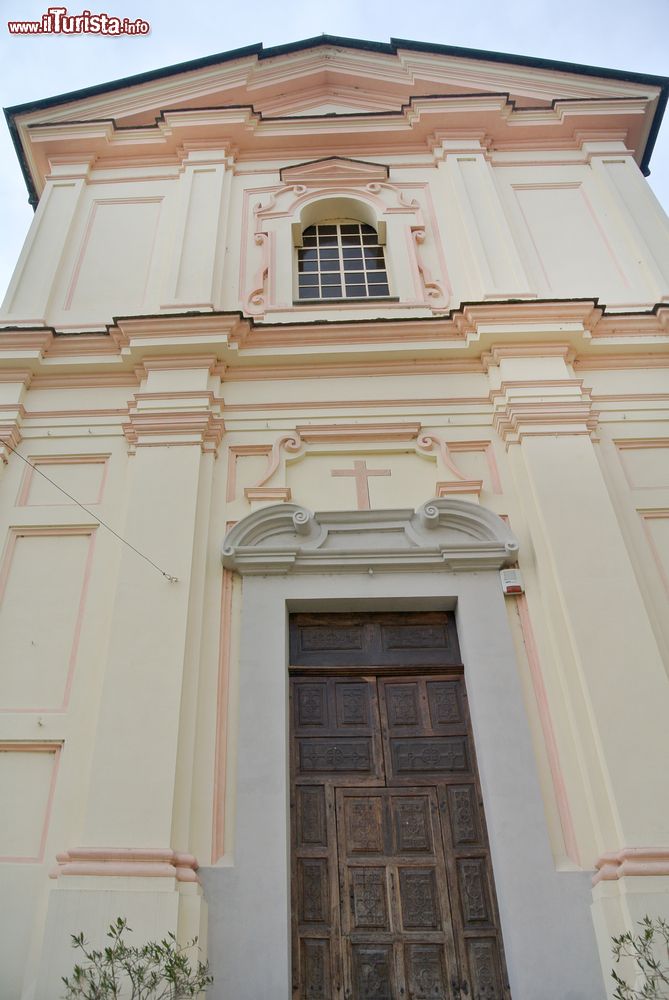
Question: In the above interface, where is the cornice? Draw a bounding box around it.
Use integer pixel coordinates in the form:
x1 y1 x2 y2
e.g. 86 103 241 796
19 93 652 193
0 302 667 383
7 35 665 203
221 498 518 575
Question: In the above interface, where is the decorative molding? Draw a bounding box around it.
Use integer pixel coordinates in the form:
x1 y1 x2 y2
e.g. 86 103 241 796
416 433 469 481
221 498 519 575
412 228 447 306
491 381 598 443
0 419 22 465
248 431 303 489
593 848 669 885
226 444 271 502
0 527 97 713
435 480 483 497
123 404 225 454
639 509 669 598
514 595 580 866
212 562 235 863
297 422 421 443
246 423 423 494
482 343 575 370
16 454 110 506
50 847 199 882
0 742 62 863
280 157 389 186
448 440 503 494
244 486 292 502
246 231 270 316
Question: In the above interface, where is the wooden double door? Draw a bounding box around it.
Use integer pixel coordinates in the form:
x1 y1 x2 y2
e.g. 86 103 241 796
290 613 510 1000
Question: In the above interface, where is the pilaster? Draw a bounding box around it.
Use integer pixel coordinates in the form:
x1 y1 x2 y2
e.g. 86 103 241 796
161 148 234 310
488 345 669 866
35 357 221 996
0 159 94 325
0 370 30 467
435 139 533 299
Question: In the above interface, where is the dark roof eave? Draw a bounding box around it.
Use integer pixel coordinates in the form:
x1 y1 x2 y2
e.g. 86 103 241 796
5 33 669 207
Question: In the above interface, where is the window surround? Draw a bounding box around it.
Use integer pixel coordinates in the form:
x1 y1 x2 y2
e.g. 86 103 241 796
243 167 450 319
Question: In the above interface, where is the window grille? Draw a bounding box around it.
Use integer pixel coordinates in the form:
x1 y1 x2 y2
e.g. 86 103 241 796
297 222 390 300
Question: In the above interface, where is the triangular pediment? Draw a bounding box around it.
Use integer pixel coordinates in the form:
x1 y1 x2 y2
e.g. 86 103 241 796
8 35 665 200
280 157 389 186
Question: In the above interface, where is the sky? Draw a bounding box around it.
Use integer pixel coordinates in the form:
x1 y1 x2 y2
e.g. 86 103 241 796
0 0 668 303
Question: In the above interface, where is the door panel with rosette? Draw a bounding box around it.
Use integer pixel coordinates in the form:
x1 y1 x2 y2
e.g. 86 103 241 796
290 613 510 1000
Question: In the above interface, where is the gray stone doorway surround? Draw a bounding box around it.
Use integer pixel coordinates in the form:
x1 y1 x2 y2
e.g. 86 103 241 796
199 500 604 1000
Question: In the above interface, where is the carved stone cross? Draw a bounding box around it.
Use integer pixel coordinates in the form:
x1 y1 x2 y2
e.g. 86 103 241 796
331 459 391 510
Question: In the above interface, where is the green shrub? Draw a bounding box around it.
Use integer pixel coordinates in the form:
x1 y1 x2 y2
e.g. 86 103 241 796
611 916 669 1000
62 916 213 1000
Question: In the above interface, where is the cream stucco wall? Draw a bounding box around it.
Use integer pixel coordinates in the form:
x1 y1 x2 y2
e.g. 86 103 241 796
0 37 668 1000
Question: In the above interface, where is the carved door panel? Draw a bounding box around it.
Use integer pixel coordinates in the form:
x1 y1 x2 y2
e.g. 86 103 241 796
337 786 458 1000
290 613 510 1000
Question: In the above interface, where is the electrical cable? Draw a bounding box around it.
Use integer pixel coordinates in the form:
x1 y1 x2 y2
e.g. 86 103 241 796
0 437 179 583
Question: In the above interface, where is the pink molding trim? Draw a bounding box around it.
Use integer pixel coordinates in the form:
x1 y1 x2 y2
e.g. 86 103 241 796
579 185 631 288
63 197 163 312
296 422 421 444
515 595 581 866
615 439 669 491
412 228 446 305
222 396 490 413
212 562 234 863
639 509 669 598
575 356 669 371
123 411 225 454
251 432 303 489
447 440 503 495
416 434 469 481
482 343 575 370
0 526 97 713
30 373 140 389
51 847 199 882
435 480 483 496
244 487 292 502
0 422 22 465
226 444 272 503
16 454 110 507
0 741 62 863
223 360 483 380
616 438 669 449
593 848 669 885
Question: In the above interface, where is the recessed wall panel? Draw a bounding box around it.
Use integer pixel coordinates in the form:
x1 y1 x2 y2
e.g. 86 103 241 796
514 185 626 295
19 456 108 506
617 443 669 490
0 530 94 709
66 199 161 313
0 745 59 859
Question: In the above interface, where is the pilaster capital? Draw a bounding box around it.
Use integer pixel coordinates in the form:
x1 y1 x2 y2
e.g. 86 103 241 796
0 369 31 464
490 379 598 444
123 391 225 454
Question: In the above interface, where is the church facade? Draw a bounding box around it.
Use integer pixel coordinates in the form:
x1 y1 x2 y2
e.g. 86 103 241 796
1 35 669 1000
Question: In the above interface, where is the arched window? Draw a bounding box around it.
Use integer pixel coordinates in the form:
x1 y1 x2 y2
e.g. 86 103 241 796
297 220 390 301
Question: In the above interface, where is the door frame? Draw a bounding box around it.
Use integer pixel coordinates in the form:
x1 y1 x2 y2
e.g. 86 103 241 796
208 502 603 1000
